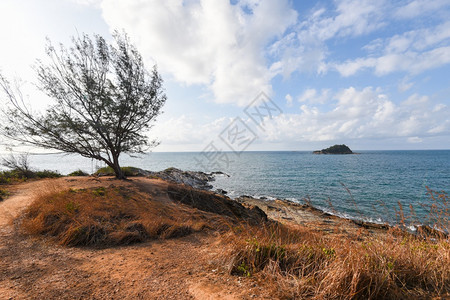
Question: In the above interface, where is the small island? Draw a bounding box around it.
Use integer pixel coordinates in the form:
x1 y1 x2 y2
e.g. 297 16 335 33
313 144 354 154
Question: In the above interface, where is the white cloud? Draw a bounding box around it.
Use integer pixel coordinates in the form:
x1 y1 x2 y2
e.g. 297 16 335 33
402 94 429 106
433 103 447 112
149 115 231 145
381 21 450 54
334 58 376 77
0 2 45 80
363 38 384 53
69 0 102 6
334 20 450 76
298 88 330 104
100 0 297 106
98 0 450 102
335 45 450 77
407 136 423 143
270 0 387 78
298 89 316 102
154 87 449 150
298 0 386 41
398 77 414 92
285 94 293 107
394 0 450 19
260 87 449 143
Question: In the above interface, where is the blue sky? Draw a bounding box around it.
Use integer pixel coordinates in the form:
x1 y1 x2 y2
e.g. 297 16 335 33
1 0 450 152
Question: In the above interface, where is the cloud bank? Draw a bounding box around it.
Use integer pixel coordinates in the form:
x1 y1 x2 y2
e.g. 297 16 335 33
101 0 297 106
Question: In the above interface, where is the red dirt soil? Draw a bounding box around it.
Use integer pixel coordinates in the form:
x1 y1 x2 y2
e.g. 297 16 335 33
0 177 274 299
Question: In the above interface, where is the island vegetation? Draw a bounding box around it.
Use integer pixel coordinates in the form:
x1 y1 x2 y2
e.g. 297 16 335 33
313 144 354 154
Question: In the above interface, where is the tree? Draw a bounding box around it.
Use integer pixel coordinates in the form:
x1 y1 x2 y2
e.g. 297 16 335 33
0 31 166 179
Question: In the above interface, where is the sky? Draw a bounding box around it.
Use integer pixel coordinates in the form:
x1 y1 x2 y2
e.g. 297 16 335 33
0 0 450 153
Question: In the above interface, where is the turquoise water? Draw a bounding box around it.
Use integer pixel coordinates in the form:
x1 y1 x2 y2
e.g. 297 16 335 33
28 150 449 226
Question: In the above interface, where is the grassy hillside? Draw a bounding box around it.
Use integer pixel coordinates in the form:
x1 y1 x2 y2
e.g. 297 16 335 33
16 178 450 299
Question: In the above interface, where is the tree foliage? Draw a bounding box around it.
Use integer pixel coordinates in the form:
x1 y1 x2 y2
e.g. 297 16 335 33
0 31 166 179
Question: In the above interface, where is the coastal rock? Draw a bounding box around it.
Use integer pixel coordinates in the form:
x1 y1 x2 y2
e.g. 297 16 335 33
416 225 448 239
351 219 390 230
167 183 267 224
313 144 354 154
147 167 225 190
216 189 228 195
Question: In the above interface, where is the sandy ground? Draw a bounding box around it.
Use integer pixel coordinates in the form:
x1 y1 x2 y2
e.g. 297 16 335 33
0 177 277 300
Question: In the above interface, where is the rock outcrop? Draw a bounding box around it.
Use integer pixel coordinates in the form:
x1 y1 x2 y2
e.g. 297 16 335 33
147 167 228 190
313 144 354 154
167 183 267 225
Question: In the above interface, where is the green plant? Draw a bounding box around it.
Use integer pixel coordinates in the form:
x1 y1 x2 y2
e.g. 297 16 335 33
0 168 32 181
94 166 142 177
322 247 335 257
92 187 106 197
65 201 79 213
68 170 89 176
0 168 61 183
0 170 17 184
34 170 62 178
236 262 251 277
0 188 9 201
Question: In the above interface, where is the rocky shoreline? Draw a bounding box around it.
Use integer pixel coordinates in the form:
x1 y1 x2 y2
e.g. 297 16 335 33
148 167 446 239
141 168 386 237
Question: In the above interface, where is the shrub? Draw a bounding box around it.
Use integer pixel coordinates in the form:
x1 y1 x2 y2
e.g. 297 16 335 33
0 188 9 201
0 169 34 183
34 170 62 179
0 168 61 183
0 170 18 185
94 166 143 177
68 169 89 176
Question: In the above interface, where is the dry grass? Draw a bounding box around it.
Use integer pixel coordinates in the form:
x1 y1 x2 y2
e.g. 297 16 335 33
221 188 449 299
21 182 226 246
221 221 449 299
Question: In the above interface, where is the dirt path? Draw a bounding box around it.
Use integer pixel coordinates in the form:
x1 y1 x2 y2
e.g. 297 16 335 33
0 178 272 299
0 181 45 228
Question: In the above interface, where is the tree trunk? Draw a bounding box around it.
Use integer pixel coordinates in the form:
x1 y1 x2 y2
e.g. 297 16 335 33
111 155 125 179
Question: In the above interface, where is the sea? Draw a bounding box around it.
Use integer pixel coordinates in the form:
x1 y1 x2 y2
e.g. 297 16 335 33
25 150 450 228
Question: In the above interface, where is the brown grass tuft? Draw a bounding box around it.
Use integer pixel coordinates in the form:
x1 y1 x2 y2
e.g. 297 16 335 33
221 222 449 299
21 184 226 246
